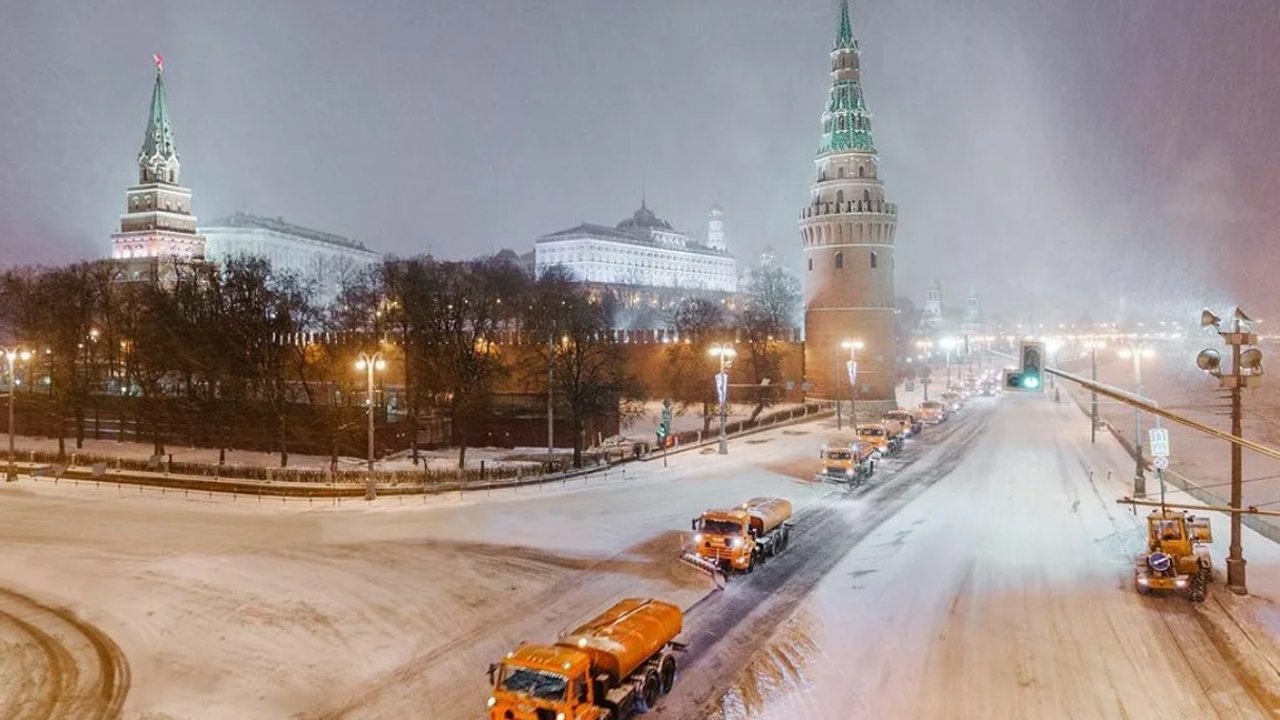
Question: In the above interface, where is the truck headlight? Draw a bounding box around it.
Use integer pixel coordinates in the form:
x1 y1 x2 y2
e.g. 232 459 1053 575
694 533 703 543
486 697 496 707
557 714 566 720
728 537 739 548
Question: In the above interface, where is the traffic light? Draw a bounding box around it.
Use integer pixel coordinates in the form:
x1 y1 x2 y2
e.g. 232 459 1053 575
1002 341 1045 392
1019 340 1045 391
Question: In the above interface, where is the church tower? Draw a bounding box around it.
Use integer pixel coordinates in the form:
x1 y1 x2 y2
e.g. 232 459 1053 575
110 56 205 264
799 0 898 406
922 278 943 329
706 200 726 252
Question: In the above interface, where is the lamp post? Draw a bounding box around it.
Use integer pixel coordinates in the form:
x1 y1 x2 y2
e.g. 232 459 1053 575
1118 341 1155 498
1196 307 1263 595
842 339 864 426
914 340 934 401
2 347 31 482
1083 339 1106 444
709 343 736 455
939 337 958 389
355 351 386 501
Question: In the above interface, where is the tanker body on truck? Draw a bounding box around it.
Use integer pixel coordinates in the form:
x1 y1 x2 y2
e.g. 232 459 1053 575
487 598 684 720
687 497 793 574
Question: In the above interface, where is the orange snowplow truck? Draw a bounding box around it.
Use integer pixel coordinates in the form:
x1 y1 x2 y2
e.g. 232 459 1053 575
487 598 685 720
688 497 793 573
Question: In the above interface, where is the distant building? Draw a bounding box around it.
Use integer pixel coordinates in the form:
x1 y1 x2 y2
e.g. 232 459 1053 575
110 57 206 267
961 288 984 334
921 278 943 330
200 212 380 300
535 199 737 293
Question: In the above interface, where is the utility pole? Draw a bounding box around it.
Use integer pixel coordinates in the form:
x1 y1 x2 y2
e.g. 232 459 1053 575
711 344 735 455
1230 342 1244 594
1120 341 1153 498
1090 345 1098 444
1195 307 1262 595
2 347 29 482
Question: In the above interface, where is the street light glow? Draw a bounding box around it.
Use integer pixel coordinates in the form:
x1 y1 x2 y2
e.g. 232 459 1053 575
842 339 865 350
708 345 736 358
939 337 958 350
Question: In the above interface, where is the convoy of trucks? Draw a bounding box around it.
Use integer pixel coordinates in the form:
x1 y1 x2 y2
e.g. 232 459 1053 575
686 497 794 574
483 386 989 715
487 598 686 719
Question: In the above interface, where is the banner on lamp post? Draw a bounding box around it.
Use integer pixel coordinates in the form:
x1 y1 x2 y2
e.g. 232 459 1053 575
846 360 857 387
715 372 728 406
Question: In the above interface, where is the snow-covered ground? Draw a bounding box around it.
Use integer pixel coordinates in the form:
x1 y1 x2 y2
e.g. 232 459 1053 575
4 385 1280 718
707 392 1280 719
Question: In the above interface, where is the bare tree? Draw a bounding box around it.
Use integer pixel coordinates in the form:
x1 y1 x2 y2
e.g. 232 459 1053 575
663 297 732 435
739 265 801 420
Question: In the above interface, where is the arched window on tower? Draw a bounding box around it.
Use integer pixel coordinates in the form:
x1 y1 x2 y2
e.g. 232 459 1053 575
808 258 813 272
836 190 844 204
870 251 878 269
858 166 865 178
835 252 844 269
838 167 845 179
863 189 871 205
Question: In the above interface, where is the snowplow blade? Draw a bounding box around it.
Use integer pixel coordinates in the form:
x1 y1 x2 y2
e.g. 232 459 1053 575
680 550 721 576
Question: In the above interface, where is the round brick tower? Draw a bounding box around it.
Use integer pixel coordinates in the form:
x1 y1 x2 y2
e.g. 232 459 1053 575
799 0 898 415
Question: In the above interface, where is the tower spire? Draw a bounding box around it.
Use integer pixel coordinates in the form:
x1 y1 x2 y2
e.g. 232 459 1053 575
835 0 855 50
139 54 180 185
641 170 647 209
820 1 872 155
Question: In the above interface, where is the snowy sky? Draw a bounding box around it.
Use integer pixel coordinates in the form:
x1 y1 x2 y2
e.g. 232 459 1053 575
1 0 1278 320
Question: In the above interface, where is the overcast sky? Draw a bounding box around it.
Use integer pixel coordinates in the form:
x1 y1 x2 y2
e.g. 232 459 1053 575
2 0 1278 320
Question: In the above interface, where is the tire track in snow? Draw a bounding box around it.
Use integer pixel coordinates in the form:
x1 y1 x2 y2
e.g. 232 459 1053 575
0 586 130 720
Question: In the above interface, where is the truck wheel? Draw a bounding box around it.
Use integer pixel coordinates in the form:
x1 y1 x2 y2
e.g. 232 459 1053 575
635 668 661 712
659 655 678 694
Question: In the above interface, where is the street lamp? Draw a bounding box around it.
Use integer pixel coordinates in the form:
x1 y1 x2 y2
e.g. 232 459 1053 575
914 340 935 401
939 337 958 388
2 347 32 482
1118 341 1155 498
842 339 864 426
709 344 736 455
355 351 386 500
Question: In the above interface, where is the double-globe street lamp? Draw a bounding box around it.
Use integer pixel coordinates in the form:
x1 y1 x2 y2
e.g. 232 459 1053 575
709 343 736 455
914 340 934 401
355 351 386 501
1118 341 1155 498
841 339 864 428
2 347 31 482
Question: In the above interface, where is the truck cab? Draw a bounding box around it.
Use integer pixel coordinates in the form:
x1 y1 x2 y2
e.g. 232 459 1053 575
488 644 600 720
882 409 922 437
856 423 901 455
691 509 755 572
818 434 877 484
917 400 947 424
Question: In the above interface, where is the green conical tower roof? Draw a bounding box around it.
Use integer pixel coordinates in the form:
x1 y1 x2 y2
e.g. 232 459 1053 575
818 1 874 155
834 0 855 50
139 57 179 169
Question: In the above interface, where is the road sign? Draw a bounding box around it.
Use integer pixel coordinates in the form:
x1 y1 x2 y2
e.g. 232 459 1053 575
846 360 857 387
1153 456 1170 470
661 400 672 426
1149 428 1170 457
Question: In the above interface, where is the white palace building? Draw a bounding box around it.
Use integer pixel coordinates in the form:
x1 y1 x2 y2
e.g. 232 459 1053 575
534 200 737 293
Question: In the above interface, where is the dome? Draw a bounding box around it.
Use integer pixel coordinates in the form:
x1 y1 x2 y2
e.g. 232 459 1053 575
617 203 673 233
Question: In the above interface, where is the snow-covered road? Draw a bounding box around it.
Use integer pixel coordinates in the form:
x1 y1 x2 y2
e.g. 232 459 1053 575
708 393 1280 719
2 390 1279 719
